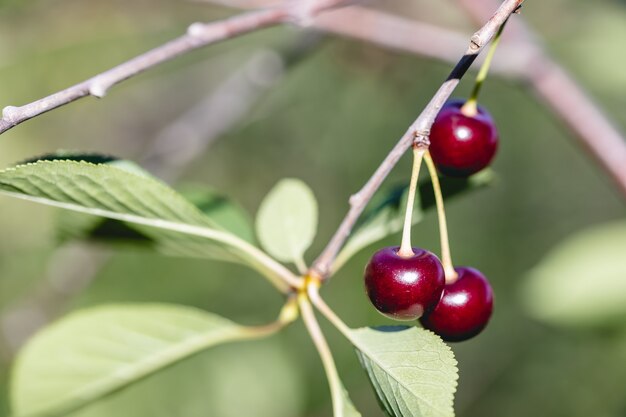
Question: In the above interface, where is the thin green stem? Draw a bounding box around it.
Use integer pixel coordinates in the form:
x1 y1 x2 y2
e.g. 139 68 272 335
398 147 426 258
298 292 346 417
461 17 509 116
294 255 308 275
423 152 457 283
308 284 354 342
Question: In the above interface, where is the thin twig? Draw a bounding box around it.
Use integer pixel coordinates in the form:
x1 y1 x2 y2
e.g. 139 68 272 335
308 283 353 339
0 0 351 136
309 0 525 280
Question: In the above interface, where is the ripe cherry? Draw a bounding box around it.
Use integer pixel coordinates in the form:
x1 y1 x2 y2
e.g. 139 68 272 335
364 247 445 321
420 267 493 342
429 99 498 177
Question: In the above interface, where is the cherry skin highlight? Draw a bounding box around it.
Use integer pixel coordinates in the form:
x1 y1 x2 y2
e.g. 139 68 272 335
429 99 499 177
420 267 493 342
364 247 445 321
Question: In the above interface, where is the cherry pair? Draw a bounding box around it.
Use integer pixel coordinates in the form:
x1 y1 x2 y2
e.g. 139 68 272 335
364 246 493 342
363 98 497 342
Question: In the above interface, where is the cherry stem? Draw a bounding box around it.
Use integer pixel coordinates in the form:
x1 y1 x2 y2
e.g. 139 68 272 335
461 17 509 117
308 283 353 340
298 291 346 417
398 146 426 258
424 151 458 284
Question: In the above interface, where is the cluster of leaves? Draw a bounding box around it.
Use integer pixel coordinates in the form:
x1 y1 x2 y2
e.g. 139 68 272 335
0 154 491 417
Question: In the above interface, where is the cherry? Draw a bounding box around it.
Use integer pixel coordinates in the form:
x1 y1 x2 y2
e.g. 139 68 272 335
420 267 493 342
429 99 498 177
364 247 445 321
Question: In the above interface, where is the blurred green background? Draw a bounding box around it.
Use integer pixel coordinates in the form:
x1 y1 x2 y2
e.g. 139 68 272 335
0 0 625 416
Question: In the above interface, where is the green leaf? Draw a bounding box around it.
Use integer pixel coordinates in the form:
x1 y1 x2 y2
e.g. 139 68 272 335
334 171 493 272
10 304 277 417
350 326 458 417
341 386 362 417
38 154 254 247
63 339 304 417
176 184 255 244
256 178 318 264
59 184 255 246
0 160 289 289
37 153 151 244
521 220 626 328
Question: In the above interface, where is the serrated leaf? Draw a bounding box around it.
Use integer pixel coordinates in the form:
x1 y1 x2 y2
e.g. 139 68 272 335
0 160 285 286
36 154 253 248
58 213 151 244
349 326 458 417
256 178 318 264
59 184 255 247
19 152 120 166
10 304 275 417
334 171 493 273
521 220 626 328
42 154 154 244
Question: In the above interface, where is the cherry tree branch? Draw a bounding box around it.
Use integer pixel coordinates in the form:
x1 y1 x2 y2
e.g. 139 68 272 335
204 1 530 76
0 0 351 136
309 0 525 279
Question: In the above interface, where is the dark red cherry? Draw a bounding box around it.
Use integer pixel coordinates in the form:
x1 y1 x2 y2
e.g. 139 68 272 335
420 267 493 342
364 247 445 321
429 99 498 177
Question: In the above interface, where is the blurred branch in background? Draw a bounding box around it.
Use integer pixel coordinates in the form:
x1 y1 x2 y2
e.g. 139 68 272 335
0 0 349 136
0 34 320 359
206 1 525 75
140 33 321 180
206 0 626 199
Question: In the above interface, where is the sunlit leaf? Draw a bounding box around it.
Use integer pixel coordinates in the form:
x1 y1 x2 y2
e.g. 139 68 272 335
522 220 626 328
349 326 458 417
59 185 254 246
0 160 277 280
36 154 254 247
256 178 318 264
341 385 362 417
10 304 279 417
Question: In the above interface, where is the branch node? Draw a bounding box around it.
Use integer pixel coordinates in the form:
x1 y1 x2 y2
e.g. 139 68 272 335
287 0 318 27
187 22 206 37
413 129 431 148
2 106 19 123
88 81 108 99
349 192 362 207
469 35 481 51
